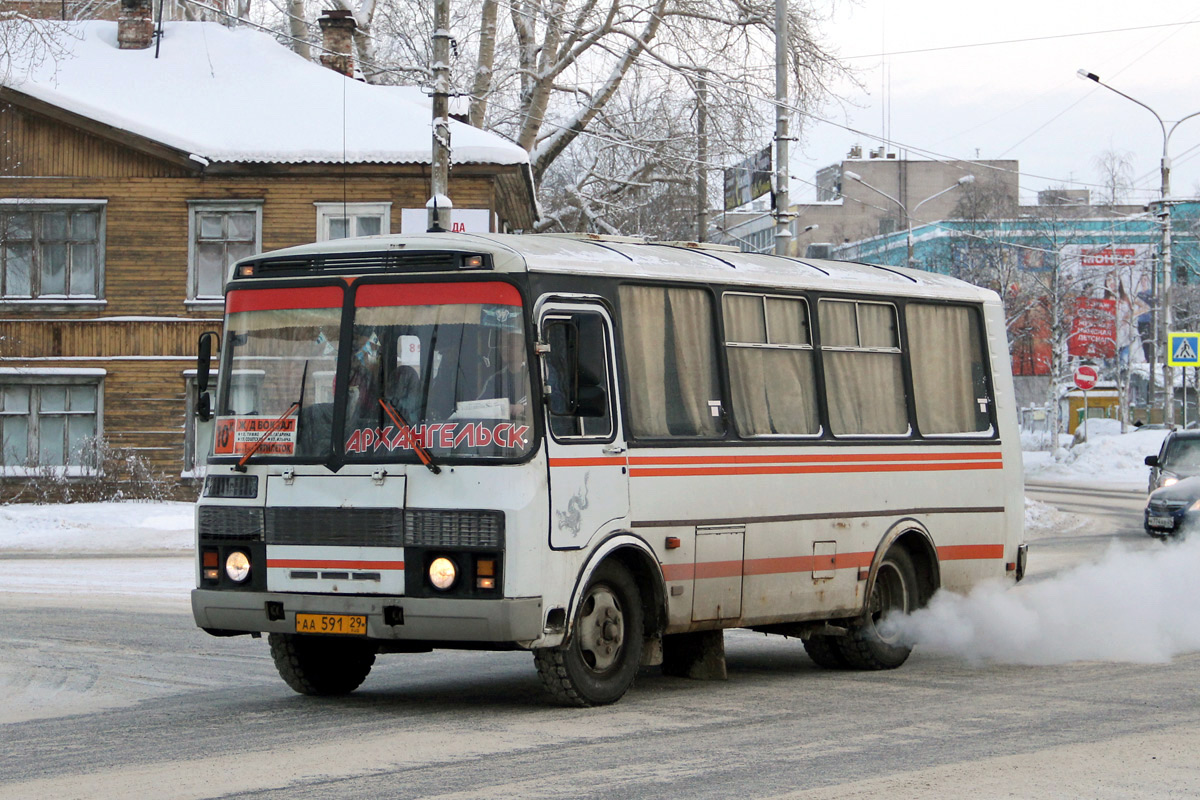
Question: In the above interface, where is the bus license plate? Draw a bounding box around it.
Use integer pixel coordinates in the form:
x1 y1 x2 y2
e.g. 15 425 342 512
1148 515 1176 530
295 613 367 635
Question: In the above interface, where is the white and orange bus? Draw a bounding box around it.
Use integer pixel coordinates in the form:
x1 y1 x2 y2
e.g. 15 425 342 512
191 232 1026 706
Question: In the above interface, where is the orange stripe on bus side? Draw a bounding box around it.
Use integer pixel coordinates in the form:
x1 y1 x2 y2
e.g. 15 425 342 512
267 559 405 571
629 451 1002 466
631 461 1003 478
937 544 1005 561
661 546 1002 581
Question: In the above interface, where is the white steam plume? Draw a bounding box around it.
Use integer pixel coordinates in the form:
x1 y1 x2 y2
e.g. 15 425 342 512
889 535 1200 665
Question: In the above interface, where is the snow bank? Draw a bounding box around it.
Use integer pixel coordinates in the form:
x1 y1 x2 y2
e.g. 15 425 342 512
1025 427 1169 486
0 502 192 554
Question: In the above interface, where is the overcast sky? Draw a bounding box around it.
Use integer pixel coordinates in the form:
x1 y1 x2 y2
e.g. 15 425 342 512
790 1 1200 207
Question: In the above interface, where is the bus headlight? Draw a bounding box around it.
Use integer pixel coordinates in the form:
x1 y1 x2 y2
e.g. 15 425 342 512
429 556 457 590
225 551 251 583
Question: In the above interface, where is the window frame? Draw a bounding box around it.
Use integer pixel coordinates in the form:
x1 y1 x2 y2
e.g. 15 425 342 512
0 371 105 476
0 199 107 305
314 202 392 242
722 291 822 439
816 297 911 439
541 310 618 443
187 200 263 304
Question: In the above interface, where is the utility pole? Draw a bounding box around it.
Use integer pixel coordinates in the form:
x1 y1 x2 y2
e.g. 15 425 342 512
696 75 708 242
429 0 453 232
773 0 791 255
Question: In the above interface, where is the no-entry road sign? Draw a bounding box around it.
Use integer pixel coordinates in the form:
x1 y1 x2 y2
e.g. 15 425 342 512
1074 365 1098 391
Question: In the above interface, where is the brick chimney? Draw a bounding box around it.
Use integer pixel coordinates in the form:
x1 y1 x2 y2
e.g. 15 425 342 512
118 0 154 50
318 10 357 78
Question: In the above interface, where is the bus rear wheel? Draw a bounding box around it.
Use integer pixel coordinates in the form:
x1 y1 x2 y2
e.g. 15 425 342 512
837 548 918 670
268 633 376 695
534 561 644 707
802 634 849 668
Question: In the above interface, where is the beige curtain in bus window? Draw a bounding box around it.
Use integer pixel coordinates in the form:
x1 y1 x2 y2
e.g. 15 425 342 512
618 286 669 436
819 300 858 346
764 298 819 434
907 303 987 434
666 287 721 436
724 294 770 435
820 299 907 435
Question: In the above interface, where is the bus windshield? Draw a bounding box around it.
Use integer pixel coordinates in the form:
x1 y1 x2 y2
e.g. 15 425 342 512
211 282 534 464
343 282 533 461
214 286 343 461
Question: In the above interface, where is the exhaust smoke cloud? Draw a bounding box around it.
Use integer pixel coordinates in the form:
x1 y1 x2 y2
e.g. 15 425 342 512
891 534 1200 665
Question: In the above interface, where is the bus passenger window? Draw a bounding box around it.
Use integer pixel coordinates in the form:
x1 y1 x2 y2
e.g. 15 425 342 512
906 303 992 435
723 293 819 436
618 285 724 439
818 299 908 436
544 313 613 440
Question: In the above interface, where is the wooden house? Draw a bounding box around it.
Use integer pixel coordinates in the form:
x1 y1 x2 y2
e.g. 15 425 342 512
0 9 536 497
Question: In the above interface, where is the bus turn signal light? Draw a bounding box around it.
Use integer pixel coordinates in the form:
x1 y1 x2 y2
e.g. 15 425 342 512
665 537 681 549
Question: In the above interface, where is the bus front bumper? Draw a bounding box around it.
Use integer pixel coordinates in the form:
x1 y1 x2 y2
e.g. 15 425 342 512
191 589 544 644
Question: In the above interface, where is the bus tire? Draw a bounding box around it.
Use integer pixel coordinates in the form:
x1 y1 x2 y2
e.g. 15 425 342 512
268 633 376 696
837 547 918 670
534 560 644 707
802 634 849 669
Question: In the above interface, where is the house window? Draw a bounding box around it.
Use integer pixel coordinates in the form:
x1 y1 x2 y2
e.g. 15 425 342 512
0 201 105 300
315 202 391 241
189 201 262 301
0 379 102 471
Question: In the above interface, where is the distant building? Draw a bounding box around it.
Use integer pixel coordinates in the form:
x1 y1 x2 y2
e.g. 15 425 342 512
0 13 536 496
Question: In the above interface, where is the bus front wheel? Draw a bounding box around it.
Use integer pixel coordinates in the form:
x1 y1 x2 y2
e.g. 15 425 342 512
534 560 644 707
268 633 376 695
837 547 918 670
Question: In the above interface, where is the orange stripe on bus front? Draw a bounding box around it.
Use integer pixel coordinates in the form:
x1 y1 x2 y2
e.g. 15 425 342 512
267 559 405 571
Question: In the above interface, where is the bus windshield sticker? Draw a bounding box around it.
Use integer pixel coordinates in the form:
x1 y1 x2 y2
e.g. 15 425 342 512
215 416 299 456
344 422 530 454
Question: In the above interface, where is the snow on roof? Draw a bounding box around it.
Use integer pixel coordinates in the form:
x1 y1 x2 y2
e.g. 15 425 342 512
3 21 529 167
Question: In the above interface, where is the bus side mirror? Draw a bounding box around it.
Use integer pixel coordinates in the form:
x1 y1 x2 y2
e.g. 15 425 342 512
1145 455 1159 467
197 331 220 422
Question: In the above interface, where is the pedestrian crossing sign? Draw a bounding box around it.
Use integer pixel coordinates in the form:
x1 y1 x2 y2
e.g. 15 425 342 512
1169 332 1200 367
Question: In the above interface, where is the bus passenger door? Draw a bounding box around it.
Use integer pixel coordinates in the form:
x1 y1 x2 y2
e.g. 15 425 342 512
539 304 629 549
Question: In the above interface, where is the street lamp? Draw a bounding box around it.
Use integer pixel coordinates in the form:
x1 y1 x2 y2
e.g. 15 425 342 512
843 171 975 269
1077 68 1200 427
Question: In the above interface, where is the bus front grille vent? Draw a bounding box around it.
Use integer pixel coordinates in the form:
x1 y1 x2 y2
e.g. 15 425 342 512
403 509 504 548
198 506 264 541
265 507 405 546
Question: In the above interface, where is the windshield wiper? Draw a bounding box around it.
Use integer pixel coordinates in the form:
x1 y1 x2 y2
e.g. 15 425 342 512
378 398 441 474
235 361 308 472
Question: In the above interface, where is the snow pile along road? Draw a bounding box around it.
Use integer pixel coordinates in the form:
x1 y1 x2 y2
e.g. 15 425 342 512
0 502 193 555
1025 426 1168 486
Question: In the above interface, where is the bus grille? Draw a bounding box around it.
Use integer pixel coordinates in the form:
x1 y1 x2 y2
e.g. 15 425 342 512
404 509 504 548
265 508 405 546
198 506 264 541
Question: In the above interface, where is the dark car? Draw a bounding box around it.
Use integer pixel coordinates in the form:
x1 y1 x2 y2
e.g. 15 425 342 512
1144 430 1200 493
1144 476 1200 536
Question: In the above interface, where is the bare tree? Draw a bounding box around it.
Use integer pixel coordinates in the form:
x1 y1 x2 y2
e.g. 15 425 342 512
1093 149 1134 209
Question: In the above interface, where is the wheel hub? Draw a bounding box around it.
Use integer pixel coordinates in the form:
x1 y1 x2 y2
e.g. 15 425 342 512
578 586 624 671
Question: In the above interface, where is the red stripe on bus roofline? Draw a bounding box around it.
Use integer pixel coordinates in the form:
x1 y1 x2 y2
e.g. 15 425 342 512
227 285 344 312
355 282 522 307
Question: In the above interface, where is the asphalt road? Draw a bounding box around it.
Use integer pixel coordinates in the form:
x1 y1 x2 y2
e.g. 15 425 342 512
4 484 1199 800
